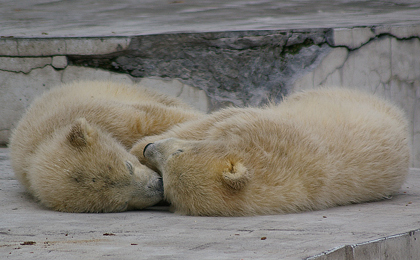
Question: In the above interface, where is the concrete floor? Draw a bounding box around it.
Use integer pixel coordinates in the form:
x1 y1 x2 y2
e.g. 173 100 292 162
1 148 419 259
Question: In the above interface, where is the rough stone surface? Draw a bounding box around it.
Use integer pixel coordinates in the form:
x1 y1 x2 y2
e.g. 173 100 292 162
0 38 130 56
293 34 420 167
374 24 420 39
69 30 332 109
1 0 420 37
138 77 209 112
51 56 68 69
330 27 377 49
60 66 134 85
0 57 52 73
0 38 19 56
0 66 62 146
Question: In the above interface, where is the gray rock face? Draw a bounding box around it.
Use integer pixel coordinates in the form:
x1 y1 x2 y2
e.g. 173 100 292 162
69 30 331 109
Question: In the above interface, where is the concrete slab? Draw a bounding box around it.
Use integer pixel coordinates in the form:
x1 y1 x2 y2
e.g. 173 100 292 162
1 148 419 259
1 0 420 37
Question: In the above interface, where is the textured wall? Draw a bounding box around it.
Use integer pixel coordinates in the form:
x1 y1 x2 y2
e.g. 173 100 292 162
68 29 331 109
1 26 419 166
294 27 420 167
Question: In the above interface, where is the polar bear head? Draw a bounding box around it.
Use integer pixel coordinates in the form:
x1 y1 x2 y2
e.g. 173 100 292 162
142 138 252 216
30 118 163 212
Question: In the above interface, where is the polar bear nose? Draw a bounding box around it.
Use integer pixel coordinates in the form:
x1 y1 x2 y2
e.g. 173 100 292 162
143 143 154 157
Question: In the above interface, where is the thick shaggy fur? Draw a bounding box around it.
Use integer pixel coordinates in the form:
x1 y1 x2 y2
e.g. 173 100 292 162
132 88 410 216
10 81 202 213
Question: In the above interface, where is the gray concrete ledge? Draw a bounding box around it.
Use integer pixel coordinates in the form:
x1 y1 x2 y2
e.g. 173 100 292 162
1 1 420 37
307 229 420 260
1 148 420 259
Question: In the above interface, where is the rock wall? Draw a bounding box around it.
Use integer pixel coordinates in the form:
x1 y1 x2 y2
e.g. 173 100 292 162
1 25 419 166
68 29 331 109
294 26 420 167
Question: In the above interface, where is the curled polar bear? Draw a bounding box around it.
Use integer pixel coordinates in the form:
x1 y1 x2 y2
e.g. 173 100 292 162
10 81 202 212
131 88 411 216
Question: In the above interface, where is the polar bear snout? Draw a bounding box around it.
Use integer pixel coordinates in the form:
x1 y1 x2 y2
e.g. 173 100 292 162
143 143 154 157
143 142 160 164
147 176 164 195
143 138 188 173
143 141 166 172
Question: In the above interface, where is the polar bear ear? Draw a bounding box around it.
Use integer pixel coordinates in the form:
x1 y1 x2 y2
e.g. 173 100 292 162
222 161 249 190
67 118 97 148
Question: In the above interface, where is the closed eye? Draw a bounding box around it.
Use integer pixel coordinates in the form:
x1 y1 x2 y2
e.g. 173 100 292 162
125 161 134 175
171 149 184 156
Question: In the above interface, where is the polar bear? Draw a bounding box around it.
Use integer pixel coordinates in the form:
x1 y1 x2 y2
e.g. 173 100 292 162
131 88 410 216
9 81 202 213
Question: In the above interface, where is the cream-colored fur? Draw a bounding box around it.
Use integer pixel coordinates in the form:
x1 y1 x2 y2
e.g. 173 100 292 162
132 88 410 216
10 81 202 212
